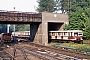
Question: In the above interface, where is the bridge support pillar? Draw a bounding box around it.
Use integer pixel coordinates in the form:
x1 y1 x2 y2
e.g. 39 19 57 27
30 23 42 43
30 23 38 42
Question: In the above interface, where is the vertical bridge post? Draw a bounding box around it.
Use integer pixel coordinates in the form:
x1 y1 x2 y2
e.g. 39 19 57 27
30 23 39 42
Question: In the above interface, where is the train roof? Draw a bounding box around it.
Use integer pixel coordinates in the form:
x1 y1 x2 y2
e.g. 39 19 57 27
49 30 83 32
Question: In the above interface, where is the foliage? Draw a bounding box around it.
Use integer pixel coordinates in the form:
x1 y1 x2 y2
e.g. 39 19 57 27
62 0 90 40
49 43 90 55
68 8 87 29
61 0 90 13
15 24 30 31
60 0 70 13
65 8 90 39
85 8 90 18
0 24 30 33
0 24 7 33
37 0 55 12
54 0 62 12
83 19 90 39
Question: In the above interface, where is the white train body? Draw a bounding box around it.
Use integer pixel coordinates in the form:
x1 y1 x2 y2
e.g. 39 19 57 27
49 30 83 42
12 31 30 40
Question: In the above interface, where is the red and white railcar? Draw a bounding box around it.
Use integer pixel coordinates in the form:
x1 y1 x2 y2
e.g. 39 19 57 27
12 31 30 41
49 30 83 43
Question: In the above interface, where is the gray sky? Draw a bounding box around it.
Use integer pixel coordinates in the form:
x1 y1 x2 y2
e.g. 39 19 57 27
0 0 38 12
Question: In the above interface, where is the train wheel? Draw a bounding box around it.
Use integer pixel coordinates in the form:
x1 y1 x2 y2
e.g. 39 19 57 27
77 40 83 44
79 40 83 44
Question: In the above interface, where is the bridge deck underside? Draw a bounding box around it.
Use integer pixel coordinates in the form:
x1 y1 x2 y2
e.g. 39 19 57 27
0 10 42 23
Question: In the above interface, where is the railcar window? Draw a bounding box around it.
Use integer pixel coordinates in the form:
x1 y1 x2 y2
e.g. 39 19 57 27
61 32 63 36
64 32 65 36
55 32 57 36
56 32 58 36
58 32 61 36
3 34 7 36
74 32 78 36
64 32 68 36
71 32 72 36
52 32 55 36
49 32 52 36
7 34 11 36
68 32 70 36
79 34 82 35
3 33 11 36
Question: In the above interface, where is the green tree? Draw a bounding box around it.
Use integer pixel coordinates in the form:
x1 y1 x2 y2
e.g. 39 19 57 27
65 8 90 39
54 0 62 12
15 24 30 31
83 17 90 39
65 8 84 30
61 0 90 39
85 8 90 18
37 0 55 12
60 0 70 13
0 24 7 33
61 0 90 13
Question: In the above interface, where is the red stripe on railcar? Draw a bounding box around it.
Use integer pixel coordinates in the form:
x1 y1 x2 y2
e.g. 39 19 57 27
55 36 57 39
68 36 75 40
75 36 82 40
49 36 52 39
61 36 63 39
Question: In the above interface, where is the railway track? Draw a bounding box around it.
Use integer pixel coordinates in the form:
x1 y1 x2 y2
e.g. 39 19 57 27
3 42 90 60
54 45 90 55
25 42 90 59
22 47 61 60
6 44 63 60
0 46 14 60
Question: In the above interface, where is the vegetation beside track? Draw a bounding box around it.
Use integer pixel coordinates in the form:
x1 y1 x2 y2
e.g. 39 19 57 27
48 40 90 55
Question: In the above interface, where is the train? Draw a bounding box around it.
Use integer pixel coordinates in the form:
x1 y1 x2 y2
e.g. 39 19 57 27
0 31 30 43
0 30 83 43
12 31 30 41
0 32 12 43
49 30 83 43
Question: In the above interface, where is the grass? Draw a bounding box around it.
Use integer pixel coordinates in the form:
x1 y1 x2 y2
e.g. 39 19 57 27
48 40 90 54
83 40 90 43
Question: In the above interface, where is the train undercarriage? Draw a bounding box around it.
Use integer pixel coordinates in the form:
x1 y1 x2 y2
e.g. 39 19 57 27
49 39 83 44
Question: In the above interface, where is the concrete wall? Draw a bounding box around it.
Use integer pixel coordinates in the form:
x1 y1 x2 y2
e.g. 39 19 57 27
31 12 68 45
34 23 42 44
30 23 42 44
41 12 68 45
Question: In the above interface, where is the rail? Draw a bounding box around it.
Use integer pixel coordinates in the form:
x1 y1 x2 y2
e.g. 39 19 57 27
27 42 90 59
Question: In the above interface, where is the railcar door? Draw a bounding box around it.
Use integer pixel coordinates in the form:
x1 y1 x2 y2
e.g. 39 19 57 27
57 32 61 39
63 32 68 40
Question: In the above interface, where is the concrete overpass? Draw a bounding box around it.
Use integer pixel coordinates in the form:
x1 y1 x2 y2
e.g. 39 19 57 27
0 10 68 45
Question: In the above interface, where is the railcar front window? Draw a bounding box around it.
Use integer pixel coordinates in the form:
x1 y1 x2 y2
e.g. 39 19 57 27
78 32 82 36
